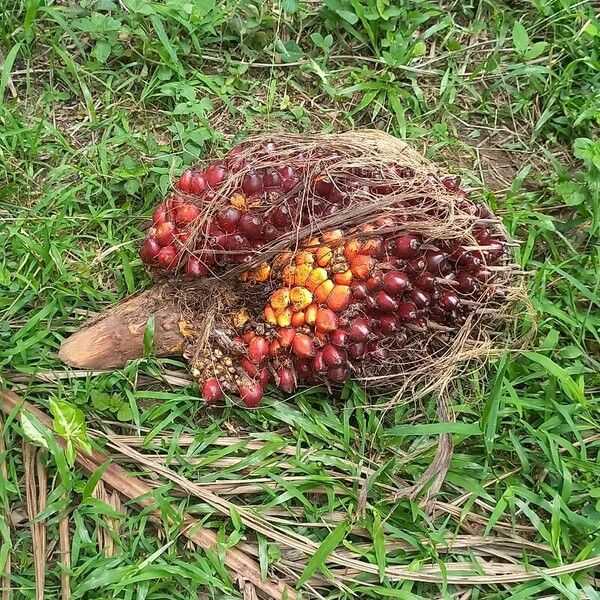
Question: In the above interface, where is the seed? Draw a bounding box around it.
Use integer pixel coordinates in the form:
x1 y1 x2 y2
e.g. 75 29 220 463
155 222 176 246
315 308 338 333
347 317 372 342
290 287 313 311
397 301 418 322
248 336 269 364
382 271 410 295
327 366 348 384
350 255 375 279
314 279 335 303
240 382 264 407
326 285 352 312
202 379 223 404
393 235 421 259
292 333 315 358
157 245 178 269
270 288 290 310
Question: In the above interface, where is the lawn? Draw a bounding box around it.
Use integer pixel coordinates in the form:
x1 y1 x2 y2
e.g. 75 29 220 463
1 0 599 598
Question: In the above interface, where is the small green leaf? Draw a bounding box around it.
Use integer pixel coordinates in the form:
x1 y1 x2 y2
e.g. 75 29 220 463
512 21 530 53
281 0 299 14
92 40 112 63
524 41 547 60
297 520 348 587
555 181 587 206
21 412 49 449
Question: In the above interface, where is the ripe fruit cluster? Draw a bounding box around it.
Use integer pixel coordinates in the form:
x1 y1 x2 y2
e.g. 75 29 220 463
139 139 509 407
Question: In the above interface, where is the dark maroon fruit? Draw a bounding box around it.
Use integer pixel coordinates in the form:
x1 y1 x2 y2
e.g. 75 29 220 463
314 177 334 199
348 342 366 360
263 223 281 242
294 357 313 380
413 273 436 293
347 317 372 342
382 271 410 295
364 295 378 312
424 251 449 275
441 175 461 191
406 258 426 277
202 378 223 403
438 291 460 311
242 171 264 195
366 277 381 292
322 344 346 367
271 205 292 229
277 165 295 180
397 301 418 322
393 235 421 259
486 240 505 261
378 314 400 335
351 282 368 301
375 291 398 312
217 207 241 233
238 213 264 240
475 268 494 282
456 272 478 294
409 288 431 308
327 366 348 384
474 228 492 245
330 329 348 348
263 169 283 189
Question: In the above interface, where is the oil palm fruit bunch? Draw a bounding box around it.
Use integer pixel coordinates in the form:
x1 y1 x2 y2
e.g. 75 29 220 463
139 131 524 407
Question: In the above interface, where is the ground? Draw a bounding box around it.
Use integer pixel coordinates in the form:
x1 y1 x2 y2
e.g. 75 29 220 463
1 1 600 599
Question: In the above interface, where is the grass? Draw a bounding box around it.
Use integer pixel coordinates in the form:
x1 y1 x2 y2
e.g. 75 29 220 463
1 0 599 597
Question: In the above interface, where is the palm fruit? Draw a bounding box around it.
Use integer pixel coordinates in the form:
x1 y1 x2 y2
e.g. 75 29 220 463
141 139 510 407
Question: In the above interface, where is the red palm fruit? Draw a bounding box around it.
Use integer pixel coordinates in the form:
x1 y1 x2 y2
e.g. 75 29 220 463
348 342 366 359
406 257 426 277
475 228 492 245
326 285 352 312
291 311 305 327
322 344 346 367
362 238 385 259
185 256 208 277
269 339 282 356
264 306 277 325
397 301 418 322
378 314 400 335
456 272 478 294
486 240 505 261
258 368 269 387
152 204 168 225
292 333 315 358
177 169 194 193
413 273 436 293
217 207 241 233
438 291 460 311
382 271 410 295
241 356 260 378
393 234 421 259
240 382 264 407
424 251 449 275
242 170 263 195
277 367 296 393
157 245 178 269
441 175 461 191
294 357 313 380
204 163 228 187
155 222 176 246
263 169 283 189
350 255 375 279
475 268 494 282
202 378 223 403
190 173 207 195
175 203 201 224
239 213 264 240
170 195 185 211
327 366 348 383
243 331 255 343
351 282 368 301
375 291 398 312
271 205 293 229
313 350 326 373
277 165 295 181
263 224 281 242
248 336 269 364
330 328 348 348
315 308 338 333
409 288 431 308
141 238 161 262
278 327 296 347
347 317 372 342
366 277 381 292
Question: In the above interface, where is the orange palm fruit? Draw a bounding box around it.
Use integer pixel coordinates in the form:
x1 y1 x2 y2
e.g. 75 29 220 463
293 264 313 286
245 262 271 283
290 286 313 311
333 270 353 285
295 251 315 266
305 302 318 325
291 311 306 327
326 285 352 312
350 255 375 279
264 306 277 325
305 267 328 292
315 308 338 333
322 229 343 244
314 279 335 302
269 339 282 356
344 239 361 261
271 288 291 311
276 307 293 327
315 246 333 267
